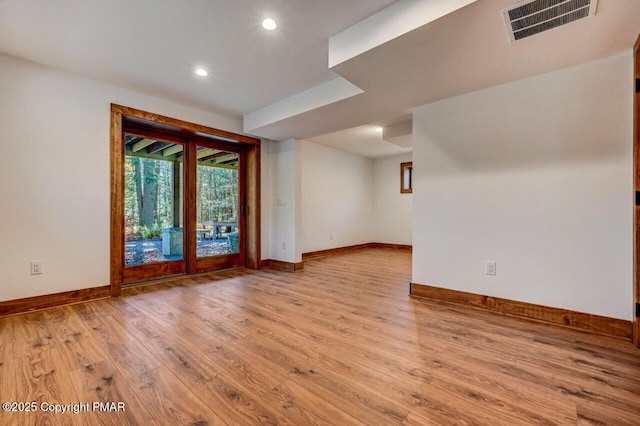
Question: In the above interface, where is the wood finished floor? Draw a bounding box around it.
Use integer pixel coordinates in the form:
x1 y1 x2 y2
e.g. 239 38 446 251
1 248 639 425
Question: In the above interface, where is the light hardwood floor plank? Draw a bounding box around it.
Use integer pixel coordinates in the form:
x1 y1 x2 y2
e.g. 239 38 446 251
0 315 14 363
12 349 83 426
140 333 288 425
84 314 160 381
41 307 109 372
127 365 228 425
11 311 57 359
68 359 157 425
0 248 638 425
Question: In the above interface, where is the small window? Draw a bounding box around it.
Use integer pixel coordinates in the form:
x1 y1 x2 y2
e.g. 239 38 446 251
401 162 412 194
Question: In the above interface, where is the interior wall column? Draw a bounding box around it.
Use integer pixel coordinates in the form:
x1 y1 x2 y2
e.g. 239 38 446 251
270 138 302 264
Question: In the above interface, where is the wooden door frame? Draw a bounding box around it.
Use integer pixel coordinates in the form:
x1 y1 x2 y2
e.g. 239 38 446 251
110 104 261 296
634 35 640 347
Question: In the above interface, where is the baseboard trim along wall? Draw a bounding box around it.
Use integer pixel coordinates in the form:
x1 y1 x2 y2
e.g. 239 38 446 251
302 243 412 261
261 259 305 272
0 285 111 318
410 283 632 340
260 243 412 272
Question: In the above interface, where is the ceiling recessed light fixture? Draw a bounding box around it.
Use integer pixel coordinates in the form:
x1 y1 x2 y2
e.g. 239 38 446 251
262 18 277 31
195 68 208 77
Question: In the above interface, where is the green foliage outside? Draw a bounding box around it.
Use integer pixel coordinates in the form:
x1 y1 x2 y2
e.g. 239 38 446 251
124 156 238 241
140 224 163 240
197 164 238 223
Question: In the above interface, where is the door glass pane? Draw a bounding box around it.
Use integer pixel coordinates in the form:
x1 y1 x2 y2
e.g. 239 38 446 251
124 135 184 265
196 147 239 258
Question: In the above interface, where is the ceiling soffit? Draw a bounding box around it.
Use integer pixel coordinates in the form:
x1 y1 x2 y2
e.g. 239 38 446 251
243 0 478 138
244 0 640 142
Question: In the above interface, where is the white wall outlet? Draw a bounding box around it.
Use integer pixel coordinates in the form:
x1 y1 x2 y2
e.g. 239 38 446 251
282 242 286 250
485 261 496 276
329 234 334 240
31 260 43 275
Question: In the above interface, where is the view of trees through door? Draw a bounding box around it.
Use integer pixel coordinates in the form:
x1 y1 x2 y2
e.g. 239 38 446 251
110 105 260 294
120 125 245 284
124 143 242 265
196 149 240 258
124 135 184 266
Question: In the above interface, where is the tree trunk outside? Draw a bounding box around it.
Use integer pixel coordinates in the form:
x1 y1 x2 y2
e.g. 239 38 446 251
141 160 158 228
132 157 143 226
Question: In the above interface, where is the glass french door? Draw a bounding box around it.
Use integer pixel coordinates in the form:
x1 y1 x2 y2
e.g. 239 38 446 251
189 142 245 273
121 128 245 284
122 131 187 283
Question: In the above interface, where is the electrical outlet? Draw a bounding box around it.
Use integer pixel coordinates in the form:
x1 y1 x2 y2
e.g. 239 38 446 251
329 234 334 240
282 242 286 250
485 261 496 276
31 261 43 275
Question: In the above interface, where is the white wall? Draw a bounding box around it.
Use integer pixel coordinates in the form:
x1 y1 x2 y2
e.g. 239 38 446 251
268 139 302 263
0 53 245 302
300 140 374 253
373 153 412 245
412 52 633 320
260 139 273 261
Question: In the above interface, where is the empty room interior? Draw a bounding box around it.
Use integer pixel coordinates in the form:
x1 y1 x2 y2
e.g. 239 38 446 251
1 0 640 424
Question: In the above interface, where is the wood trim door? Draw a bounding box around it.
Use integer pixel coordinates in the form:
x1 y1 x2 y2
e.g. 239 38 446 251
110 105 261 296
634 34 640 347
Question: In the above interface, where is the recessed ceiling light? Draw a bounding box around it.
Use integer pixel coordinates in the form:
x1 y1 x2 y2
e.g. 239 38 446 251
375 127 383 133
262 18 277 31
195 68 208 77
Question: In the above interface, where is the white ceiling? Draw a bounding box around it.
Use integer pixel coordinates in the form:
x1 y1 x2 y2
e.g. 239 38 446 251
1 0 639 158
309 124 412 159
0 0 396 116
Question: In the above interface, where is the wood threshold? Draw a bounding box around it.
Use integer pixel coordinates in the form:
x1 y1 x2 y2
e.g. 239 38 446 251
410 283 632 340
0 286 110 318
121 267 246 290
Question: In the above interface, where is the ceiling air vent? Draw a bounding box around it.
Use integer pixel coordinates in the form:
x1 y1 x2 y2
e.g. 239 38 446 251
503 0 598 42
